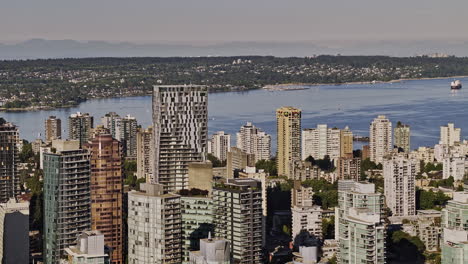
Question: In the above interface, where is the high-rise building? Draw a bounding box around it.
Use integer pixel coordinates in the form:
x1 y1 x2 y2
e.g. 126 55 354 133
90 125 111 139
189 235 230 264
45 116 62 142
383 154 417 216
101 112 120 136
236 122 271 162
440 123 461 146
340 126 353 158
370 115 392 164
64 231 109 264
441 192 468 264
443 153 466 181
394 122 411 152
44 140 91 264
209 131 231 161
336 157 361 181
69 112 94 147
85 134 124 264
291 181 314 207
0 198 29 264
181 193 214 264
119 115 138 159
302 125 351 162
136 126 153 181
226 147 255 178
277 107 301 178
0 119 20 203
336 181 385 264
213 179 263 263
128 183 182 264
152 85 208 191
291 205 323 240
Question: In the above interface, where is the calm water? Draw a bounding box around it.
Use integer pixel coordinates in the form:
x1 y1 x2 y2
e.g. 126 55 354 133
2 77 468 151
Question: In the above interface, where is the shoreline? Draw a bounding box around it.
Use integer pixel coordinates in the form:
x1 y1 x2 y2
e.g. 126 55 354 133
263 75 468 88
1 75 466 112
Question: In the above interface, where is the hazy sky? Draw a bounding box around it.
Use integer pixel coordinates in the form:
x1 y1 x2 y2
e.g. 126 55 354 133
2 0 467 43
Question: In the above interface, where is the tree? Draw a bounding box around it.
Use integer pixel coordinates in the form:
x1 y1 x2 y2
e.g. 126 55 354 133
207 153 226 167
255 158 277 176
322 216 335 239
389 230 425 262
19 142 34 162
417 189 450 210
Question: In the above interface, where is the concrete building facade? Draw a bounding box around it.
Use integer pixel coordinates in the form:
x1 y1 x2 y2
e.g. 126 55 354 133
64 231 109 264
277 107 301 178
441 192 468 264
152 85 208 191
45 115 62 143
189 236 230 264
440 123 461 147
0 198 29 264
209 131 231 161
213 179 263 263
128 183 182 264
44 140 91 264
383 154 417 216
136 126 153 181
394 122 411 152
69 112 94 147
0 119 20 203
236 122 271 162
370 115 392 164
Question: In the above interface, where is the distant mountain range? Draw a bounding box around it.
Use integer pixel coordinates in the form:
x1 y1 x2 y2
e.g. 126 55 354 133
1 39 468 59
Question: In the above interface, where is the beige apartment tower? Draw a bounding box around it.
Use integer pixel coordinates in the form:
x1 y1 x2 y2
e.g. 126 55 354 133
276 107 301 178
394 122 411 152
136 126 153 181
45 116 61 142
85 134 124 264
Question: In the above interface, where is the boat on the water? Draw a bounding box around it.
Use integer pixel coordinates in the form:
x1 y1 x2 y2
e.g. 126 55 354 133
451 80 462 90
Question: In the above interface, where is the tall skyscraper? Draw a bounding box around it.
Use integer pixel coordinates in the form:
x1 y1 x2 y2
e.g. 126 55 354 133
45 116 62 143
120 115 138 159
394 122 411 152
136 126 153 181
440 123 461 146
128 183 182 263
236 122 271 162
152 85 208 191
340 126 354 158
276 107 301 178
68 112 94 147
336 181 386 264
383 154 417 216
369 115 392 164
441 192 468 264
336 157 361 181
209 131 231 161
43 140 91 264
0 119 20 203
85 134 124 264
101 112 120 135
213 179 263 263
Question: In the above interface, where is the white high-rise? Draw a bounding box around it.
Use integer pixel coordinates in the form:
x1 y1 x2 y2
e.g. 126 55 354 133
152 85 208 191
370 115 392 164
291 205 323 240
301 125 344 162
440 123 461 146
128 183 182 264
236 122 271 162
210 131 231 161
383 154 417 216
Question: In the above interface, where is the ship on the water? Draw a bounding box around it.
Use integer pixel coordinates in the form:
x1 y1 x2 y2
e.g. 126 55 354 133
451 80 462 90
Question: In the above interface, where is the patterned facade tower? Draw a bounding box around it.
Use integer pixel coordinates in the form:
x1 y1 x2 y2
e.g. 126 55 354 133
86 134 124 264
152 85 208 191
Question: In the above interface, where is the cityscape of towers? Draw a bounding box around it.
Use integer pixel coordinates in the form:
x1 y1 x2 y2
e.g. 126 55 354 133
0 84 467 264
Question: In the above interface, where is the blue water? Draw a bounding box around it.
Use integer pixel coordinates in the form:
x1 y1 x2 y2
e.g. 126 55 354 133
2 77 468 151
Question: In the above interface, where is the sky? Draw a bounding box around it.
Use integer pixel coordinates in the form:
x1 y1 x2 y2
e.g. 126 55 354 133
1 0 467 43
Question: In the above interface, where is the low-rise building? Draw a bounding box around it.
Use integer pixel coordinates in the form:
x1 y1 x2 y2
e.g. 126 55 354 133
64 231 109 264
189 235 230 264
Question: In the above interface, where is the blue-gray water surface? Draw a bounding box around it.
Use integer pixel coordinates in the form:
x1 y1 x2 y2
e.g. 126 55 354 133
2 77 468 152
